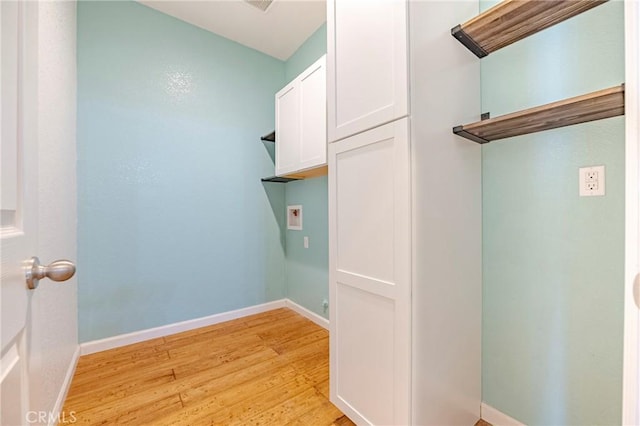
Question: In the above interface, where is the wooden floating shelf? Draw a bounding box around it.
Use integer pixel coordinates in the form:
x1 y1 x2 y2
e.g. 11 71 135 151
451 0 608 58
453 85 625 144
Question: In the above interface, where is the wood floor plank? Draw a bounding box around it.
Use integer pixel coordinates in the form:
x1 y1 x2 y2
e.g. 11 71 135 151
67 362 174 400
332 415 358 426
67 347 278 416
315 378 330 400
258 323 322 346
270 328 329 355
209 375 314 425
74 343 166 376
165 332 264 360
63 308 350 426
182 365 300 408
284 339 330 375
74 349 287 423
164 318 247 340
113 394 183 425
70 382 182 423
242 308 298 328
287 399 345 426
171 345 278 379
243 316 316 341
302 360 330 386
149 371 311 425
236 387 326 425
82 336 165 356
70 351 172 389
181 359 302 405
64 368 177 411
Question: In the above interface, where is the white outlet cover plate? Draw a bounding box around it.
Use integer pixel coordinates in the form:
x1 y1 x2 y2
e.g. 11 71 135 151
579 165 605 197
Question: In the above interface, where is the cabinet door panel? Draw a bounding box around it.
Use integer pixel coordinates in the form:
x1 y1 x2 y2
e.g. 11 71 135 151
329 118 411 425
299 56 327 170
327 0 408 142
335 283 395 425
275 83 299 176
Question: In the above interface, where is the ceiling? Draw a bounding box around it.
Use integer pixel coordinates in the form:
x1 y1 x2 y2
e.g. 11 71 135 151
139 0 327 61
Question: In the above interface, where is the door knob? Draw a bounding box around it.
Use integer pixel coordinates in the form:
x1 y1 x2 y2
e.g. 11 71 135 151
25 256 76 290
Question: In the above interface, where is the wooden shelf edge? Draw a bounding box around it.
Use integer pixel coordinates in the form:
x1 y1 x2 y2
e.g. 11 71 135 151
262 165 328 183
283 165 328 180
453 84 625 144
451 0 608 58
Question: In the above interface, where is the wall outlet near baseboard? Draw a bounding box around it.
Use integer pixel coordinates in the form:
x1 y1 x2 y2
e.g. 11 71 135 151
322 299 329 313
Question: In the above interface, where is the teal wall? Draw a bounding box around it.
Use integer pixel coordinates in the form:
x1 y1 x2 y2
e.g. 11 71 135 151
481 1 625 424
282 24 329 319
77 1 287 342
285 24 327 83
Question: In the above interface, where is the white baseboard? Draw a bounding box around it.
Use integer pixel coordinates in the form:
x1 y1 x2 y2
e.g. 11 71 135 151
49 346 80 426
481 403 526 426
80 299 287 355
285 299 329 330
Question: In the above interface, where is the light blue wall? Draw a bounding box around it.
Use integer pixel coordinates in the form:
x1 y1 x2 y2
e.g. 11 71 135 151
282 24 329 319
77 1 287 342
481 1 625 424
285 24 327 83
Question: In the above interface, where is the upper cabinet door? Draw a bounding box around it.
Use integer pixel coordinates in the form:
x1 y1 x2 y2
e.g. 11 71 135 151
275 82 300 176
327 0 409 143
276 55 327 177
298 55 327 171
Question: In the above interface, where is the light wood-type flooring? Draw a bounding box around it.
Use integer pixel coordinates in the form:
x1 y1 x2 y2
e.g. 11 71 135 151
63 308 354 425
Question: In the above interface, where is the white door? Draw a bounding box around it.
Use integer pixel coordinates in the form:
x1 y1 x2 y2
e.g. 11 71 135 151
328 118 411 425
623 0 640 424
298 55 326 171
327 0 408 143
1 2 38 424
275 81 299 176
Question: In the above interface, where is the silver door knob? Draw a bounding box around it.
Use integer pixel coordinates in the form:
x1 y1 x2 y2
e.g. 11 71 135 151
25 256 76 290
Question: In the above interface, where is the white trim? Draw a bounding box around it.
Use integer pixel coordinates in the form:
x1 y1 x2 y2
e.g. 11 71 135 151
49 346 80 426
481 403 526 426
284 299 329 330
624 0 640 424
80 300 287 355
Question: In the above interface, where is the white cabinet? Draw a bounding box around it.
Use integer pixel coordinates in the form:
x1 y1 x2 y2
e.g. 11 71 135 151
328 119 411 426
327 0 408 143
328 1 482 425
328 2 411 424
275 55 327 177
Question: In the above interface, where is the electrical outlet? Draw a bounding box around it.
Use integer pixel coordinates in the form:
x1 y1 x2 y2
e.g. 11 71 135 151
586 171 598 182
579 165 605 197
322 299 329 313
304 236 309 249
